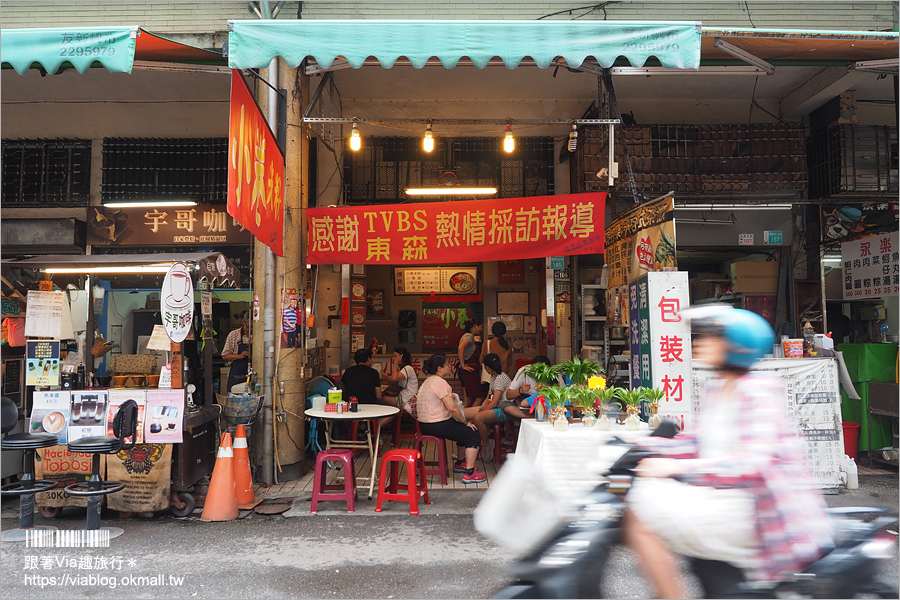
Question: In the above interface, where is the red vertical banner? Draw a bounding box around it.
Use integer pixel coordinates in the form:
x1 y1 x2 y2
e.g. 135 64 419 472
227 69 285 257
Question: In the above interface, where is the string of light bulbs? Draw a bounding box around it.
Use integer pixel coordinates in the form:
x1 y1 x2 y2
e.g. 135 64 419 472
306 117 620 154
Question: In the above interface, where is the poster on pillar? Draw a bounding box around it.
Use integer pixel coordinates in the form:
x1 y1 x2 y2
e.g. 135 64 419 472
629 272 693 430
227 69 284 257
281 289 301 349
306 192 606 265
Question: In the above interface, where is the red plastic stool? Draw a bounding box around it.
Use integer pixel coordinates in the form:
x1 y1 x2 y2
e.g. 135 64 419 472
310 449 357 513
391 412 421 448
491 421 518 464
414 434 448 486
375 449 430 515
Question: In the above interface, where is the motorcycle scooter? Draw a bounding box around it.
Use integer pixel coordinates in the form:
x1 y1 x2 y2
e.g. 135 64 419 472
477 422 898 599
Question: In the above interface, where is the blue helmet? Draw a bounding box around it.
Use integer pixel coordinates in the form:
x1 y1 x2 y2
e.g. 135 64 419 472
691 307 775 369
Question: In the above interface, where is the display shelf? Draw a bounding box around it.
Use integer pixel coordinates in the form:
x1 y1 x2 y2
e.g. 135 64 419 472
580 284 610 369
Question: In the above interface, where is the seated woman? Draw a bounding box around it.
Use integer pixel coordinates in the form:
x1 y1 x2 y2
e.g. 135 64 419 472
415 354 486 484
500 355 557 421
463 353 511 461
379 346 419 417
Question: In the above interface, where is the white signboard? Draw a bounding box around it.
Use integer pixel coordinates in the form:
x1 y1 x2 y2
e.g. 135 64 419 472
841 231 899 300
24 291 66 338
30 390 71 444
692 358 844 490
646 272 694 430
67 390 109 443
160 262 194 343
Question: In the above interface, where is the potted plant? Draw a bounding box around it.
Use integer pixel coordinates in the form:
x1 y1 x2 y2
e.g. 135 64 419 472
524 362 561 390
541 386 571 431
643 387 665 429
571 386 599 427
558 356 604 387
594 386 619 430
614 387 645 430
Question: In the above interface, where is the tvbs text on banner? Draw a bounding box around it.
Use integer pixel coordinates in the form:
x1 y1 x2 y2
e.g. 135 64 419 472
227 69 284 257
305 192 606 265
604 195 676 288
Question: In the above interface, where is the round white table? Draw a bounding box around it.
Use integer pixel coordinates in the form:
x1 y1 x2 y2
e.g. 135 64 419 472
306 404 399 499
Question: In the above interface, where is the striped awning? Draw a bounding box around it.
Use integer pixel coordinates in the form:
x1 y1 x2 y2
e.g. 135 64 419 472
1 26 223 75
226 19 702 70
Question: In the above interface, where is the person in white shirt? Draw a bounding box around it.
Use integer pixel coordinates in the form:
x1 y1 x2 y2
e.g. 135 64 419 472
462 353 512 461
501 355 559 421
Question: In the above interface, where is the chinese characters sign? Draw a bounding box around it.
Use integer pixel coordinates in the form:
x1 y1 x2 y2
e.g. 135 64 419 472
841 231 898 300
306 192 606 265
160 263 194 344
227 69 285 256
87 205 251 247
629 272 693 430
422 305 472 351
604 195 676 288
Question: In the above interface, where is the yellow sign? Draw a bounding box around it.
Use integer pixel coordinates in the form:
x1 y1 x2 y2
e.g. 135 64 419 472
604 195 677 288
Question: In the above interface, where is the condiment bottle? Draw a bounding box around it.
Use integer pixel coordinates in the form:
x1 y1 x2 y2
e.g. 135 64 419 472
350 396 359 412
802 321 816 357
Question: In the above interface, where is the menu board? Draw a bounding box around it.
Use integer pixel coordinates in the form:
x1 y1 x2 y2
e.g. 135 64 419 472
841 231 899 299
692 358 844 489
26 340 60 386
24 291 66 338
394 267 478 295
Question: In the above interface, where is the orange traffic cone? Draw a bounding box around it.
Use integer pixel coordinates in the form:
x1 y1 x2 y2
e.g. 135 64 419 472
200 432 238 522
233 425 256 509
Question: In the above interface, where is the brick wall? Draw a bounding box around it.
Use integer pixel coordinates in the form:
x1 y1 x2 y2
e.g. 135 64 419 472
1 1 895 36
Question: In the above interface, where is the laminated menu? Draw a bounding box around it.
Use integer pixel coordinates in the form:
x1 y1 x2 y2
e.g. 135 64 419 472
67 390 109 443
107 389 147 444
30 390 71 444
145 389 184 443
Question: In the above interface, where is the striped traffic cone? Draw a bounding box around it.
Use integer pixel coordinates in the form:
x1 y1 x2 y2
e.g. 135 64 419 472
233 425 256 509
200 433 238 522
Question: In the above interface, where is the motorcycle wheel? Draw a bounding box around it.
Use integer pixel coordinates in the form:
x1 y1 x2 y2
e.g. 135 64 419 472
862 579 899 598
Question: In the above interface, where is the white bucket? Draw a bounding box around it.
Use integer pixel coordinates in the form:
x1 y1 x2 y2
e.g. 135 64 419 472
310 395 326 411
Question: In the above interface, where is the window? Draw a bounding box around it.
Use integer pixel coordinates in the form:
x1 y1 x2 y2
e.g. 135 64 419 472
102 138 228 204
1 139 91 207
343 136 554 204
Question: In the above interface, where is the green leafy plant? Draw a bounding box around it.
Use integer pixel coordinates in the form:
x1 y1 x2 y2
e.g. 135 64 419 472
595 386 620 407
541 385 571 409
558 356 604 386
643 387 665 403
525 362 561 388
571 386 599 411
613 387 645 408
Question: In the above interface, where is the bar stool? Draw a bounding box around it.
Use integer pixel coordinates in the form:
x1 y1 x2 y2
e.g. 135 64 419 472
413 434 448 486
375 449 430 515
63 399 139 541
491 421 518 465
310 449 356 513
391 412 420 448
1 397 59 542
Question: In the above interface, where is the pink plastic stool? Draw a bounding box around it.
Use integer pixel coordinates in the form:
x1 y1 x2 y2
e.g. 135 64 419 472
310 449 356 513
491 421 518 464
414 434 448 486
375 449 430 515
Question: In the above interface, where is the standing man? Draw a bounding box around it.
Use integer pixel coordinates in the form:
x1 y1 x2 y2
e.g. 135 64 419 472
221 310 250 393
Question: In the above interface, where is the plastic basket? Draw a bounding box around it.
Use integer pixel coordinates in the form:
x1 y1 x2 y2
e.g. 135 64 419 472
216 393 263 426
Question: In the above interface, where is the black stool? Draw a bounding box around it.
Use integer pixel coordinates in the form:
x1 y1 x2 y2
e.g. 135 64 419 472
1 396 59 542
63 399 138 541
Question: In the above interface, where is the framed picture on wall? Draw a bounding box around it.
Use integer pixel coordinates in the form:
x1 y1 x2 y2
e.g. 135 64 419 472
497 291 529 314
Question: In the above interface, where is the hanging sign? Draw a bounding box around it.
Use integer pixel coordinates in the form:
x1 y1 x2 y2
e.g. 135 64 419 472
306 192 606 265
604 195 676 288
227 69 284 257
160 262 194 343
841 231 899 300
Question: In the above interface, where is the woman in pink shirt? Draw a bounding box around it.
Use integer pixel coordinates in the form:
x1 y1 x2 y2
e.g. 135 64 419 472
416 354 486 484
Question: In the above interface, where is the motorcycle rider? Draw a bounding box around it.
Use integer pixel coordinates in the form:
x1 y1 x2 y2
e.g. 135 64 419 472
623 307 834 598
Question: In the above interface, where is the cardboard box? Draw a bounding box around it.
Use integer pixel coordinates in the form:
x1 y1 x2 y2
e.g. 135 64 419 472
730 261 779 294
691 272 729 300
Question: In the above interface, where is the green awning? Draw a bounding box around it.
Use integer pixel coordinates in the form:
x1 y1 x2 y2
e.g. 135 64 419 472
227 19 702 70
1 26 224 75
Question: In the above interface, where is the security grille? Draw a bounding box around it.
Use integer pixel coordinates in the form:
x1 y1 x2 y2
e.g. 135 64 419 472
1 139 91 207
101 138 228 204
343 136 554 203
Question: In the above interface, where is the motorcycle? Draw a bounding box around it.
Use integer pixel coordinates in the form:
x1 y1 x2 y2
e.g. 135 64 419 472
476 421 898 598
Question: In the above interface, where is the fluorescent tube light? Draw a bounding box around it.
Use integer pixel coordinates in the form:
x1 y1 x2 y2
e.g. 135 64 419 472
405 187 498 196
45 265 174 274
102 201 198 208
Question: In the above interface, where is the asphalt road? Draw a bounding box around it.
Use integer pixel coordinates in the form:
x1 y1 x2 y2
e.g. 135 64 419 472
2 471 897 599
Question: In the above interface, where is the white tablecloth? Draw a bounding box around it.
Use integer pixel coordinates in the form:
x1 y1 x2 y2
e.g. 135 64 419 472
515 419 651 505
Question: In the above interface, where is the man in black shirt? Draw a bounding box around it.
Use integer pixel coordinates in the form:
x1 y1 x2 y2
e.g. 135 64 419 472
341 348 382 405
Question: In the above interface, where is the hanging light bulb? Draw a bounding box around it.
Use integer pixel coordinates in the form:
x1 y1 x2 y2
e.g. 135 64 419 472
503 122 515 153
423 122 434 153
568 123 578 153
349 120 362 151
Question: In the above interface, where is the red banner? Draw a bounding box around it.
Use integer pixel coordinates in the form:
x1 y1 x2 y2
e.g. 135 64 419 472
306 192 606 265
227 70 284 256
